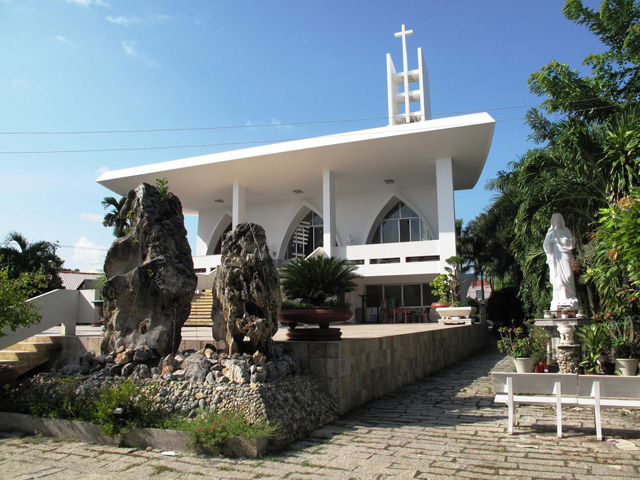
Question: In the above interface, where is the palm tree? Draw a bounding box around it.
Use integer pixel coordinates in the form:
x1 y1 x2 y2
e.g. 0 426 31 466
101 196 129 238
0 231 63 294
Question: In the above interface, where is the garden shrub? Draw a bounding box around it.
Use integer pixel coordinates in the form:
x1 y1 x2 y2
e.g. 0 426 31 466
486 286 525 330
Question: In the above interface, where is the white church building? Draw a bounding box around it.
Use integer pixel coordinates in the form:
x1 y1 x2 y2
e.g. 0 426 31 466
97 26 495 321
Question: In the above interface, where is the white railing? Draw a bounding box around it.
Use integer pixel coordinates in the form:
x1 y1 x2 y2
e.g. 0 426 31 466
0 289 98 351
334 240 441 277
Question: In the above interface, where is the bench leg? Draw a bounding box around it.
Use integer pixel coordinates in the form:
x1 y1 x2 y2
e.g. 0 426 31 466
593 381 602 441
555 382 563 438
507 377 514 434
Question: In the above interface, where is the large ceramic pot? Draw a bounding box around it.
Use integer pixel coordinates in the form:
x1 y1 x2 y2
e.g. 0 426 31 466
615 358 640 376
431 302 449 318
278 307 353 340
514 357 536 373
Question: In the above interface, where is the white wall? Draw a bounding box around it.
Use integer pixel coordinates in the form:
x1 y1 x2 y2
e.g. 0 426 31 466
196 184 441 263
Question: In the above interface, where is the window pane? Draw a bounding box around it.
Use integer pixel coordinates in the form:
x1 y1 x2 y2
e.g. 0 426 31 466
382 220 399 243
365 285 383 307
422 283 438 306
422 221 430 240
400 202 417 219
384 285 402 308
410 218 421 242
371 224 381 244
312 212 323 226
385 202 401 219
403 284 421 307
399 219 410 242
313 225 323 250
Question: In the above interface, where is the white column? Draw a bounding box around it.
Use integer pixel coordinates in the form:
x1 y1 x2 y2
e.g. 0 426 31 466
323 170 336 257
436 157 456 270
232 182 246 227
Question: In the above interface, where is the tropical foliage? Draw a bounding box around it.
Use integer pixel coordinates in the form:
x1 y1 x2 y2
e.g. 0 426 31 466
280 256 361 307
497 321 549 362
0 232 63 294
0 258 47 336
101 196 129 238
473 0 640 319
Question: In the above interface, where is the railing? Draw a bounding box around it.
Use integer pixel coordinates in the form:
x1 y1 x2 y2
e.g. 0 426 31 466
0 290 97 351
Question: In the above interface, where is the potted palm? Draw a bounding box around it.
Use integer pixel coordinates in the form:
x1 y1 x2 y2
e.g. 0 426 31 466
278 256 361 340
604 304 640 376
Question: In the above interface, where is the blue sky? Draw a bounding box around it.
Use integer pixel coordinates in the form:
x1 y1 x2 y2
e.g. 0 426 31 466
0 0 605 271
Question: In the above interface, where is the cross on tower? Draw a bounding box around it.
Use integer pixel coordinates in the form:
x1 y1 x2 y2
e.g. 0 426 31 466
395 24 414 124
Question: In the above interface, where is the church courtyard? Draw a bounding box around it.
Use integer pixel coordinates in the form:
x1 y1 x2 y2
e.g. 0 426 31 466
1 343 639 480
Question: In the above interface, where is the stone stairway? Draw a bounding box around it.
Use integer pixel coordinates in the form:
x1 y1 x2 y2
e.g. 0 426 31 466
0 336 61 376
184 290 214 327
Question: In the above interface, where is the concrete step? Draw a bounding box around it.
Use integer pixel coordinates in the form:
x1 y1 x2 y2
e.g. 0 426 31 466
9 342 61 353
0 336 60 375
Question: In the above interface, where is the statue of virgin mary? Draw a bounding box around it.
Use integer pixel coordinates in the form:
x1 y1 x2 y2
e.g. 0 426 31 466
543 213 578 311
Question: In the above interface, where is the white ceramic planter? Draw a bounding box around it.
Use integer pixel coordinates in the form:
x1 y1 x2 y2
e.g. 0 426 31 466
514 357 536 373
615 358 639 376
435 306 476 318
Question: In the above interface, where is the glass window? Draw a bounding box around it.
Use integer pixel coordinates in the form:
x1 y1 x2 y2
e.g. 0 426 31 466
365 285 383 307
286 212 323 260
371 201 425 244
213 223 233 254
422 283 438 305
403 284 421 307
384 285 402 307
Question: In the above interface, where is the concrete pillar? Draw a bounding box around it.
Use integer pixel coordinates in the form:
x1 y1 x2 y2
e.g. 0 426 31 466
436 157 456 270
232 182 245 228
323 170 336 257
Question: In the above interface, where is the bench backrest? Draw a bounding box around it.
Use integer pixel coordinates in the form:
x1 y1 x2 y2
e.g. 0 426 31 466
492 373 578 395
578 375 640 398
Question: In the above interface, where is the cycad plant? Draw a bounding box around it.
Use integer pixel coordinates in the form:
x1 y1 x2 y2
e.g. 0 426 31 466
280 256 361 307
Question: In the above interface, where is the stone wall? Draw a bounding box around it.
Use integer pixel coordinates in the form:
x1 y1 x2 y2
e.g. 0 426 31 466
286 323 488 414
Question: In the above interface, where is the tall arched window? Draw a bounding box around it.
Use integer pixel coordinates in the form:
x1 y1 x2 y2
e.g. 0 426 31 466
370 201 429 244
286 211 323 259
213 223 232 254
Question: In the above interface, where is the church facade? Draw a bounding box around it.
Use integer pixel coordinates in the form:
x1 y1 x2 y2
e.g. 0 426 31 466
97 26 495 319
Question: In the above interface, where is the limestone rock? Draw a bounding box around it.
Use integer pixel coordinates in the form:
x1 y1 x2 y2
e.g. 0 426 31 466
181 352 210 382
100 182 197 357
211 223 281 355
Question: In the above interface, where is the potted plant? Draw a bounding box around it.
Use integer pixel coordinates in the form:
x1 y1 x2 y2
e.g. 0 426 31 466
429 273 450 314
576 322 613 374
561 309 568 319
497 320 549 373
432 257 476 321
603 301 640 375
278 256 362 340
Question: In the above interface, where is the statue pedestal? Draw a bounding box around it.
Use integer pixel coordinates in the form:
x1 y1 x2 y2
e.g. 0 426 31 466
557 344 581 373
533 318 590 357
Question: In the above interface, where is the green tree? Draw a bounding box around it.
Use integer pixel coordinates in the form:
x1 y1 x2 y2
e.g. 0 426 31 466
0 258 47 336
482 0 640 316
0 232 63 294
101 196 129 238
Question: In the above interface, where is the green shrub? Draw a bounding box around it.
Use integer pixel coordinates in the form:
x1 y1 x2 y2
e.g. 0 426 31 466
174 410 277 456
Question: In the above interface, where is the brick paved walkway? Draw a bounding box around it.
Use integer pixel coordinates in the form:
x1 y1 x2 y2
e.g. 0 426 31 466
1 345 639 479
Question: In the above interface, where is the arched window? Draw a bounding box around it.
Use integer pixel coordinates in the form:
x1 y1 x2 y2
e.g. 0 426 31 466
370 201 429 244
286 211 323 259
213 223 233 254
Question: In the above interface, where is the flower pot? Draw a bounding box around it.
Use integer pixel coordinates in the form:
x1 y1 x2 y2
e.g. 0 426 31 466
430 302 449 318
514 357 536 373
600 361 616 375
278 307 353 340
615 358 639 376
535 362 546 373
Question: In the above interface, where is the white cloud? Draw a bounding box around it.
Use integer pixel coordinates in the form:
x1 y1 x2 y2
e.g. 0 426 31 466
66 0 109 7
106 15 140 26
121 40 138 56
68 237 107 272
80 213 103 223
154 14 173 24
55 34 74 46
121 40 159 68
97 166 110 176
11 78 40 91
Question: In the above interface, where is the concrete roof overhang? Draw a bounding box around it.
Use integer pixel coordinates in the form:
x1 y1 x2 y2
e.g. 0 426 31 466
97 112 495 215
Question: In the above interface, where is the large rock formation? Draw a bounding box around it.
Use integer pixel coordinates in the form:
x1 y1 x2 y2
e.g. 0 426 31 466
211 223 280 356
100 183 197 356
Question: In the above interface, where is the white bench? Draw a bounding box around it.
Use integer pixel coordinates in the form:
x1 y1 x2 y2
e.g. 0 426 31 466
492 372 640 440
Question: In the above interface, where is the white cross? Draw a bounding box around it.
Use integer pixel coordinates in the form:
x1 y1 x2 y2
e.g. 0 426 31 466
394 24 414 75
394 24 414 122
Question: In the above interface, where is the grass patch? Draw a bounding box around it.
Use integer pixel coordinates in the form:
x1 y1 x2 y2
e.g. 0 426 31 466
217 465 236 471
151 465 176 475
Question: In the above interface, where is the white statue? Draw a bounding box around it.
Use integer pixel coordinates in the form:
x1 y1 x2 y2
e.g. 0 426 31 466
543 213 578 311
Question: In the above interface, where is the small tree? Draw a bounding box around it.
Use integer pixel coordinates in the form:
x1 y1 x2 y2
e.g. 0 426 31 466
0 258 47 336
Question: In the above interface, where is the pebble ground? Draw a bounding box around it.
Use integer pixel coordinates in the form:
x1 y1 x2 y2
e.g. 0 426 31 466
2 343 639 480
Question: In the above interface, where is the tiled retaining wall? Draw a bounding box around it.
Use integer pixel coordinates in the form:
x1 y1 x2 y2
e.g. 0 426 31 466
47 324 487 416
286 323 488 414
